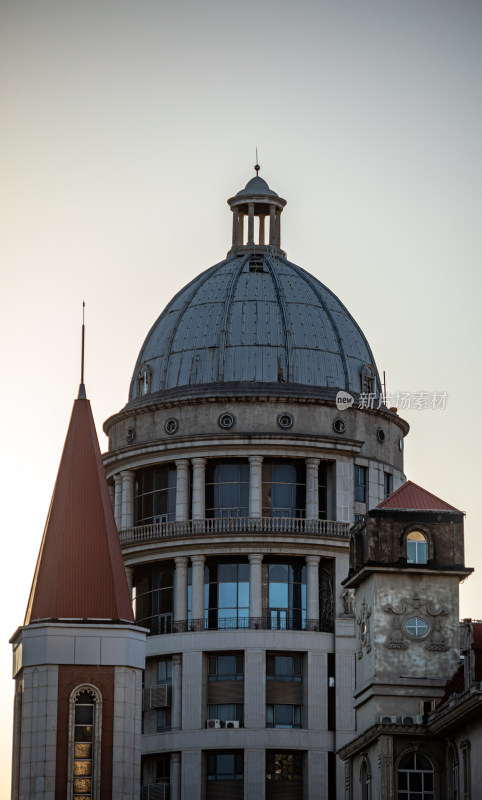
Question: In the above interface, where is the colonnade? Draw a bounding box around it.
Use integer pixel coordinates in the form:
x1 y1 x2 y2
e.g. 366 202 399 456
112 455 323 530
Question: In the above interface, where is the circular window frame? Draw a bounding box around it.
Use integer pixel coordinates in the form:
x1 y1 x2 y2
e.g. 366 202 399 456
164 418 179 435
404 616 430 640
333 418 346 434
377 427 386 444
277 413 294 430
218 413 235 430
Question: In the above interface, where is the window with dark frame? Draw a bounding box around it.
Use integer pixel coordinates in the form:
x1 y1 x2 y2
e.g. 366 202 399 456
207 751 244 781
355 466 367 503
208 653 244 681
266 704 302 728
266 654 302 681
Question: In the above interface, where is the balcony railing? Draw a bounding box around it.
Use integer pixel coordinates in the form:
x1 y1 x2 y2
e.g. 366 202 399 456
142 784 170 800
120 517 350 546
137 614 333 635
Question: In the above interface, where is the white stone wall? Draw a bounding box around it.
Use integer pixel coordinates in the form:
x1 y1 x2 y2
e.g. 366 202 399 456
16 664 58 800
112 666 144 800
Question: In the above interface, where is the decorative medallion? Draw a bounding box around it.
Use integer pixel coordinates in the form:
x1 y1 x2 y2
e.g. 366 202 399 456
383 595 449 651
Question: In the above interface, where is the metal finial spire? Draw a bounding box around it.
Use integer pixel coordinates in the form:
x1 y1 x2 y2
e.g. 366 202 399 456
78 301 86 399
254 147 260 176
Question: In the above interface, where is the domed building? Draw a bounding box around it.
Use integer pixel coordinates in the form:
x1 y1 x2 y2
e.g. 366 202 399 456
101 170 409 799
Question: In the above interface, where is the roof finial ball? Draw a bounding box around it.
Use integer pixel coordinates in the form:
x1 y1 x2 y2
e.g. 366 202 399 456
227 162 287 257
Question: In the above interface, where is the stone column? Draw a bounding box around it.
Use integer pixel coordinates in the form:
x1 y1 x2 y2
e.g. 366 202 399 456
232 208 239 247
275 208 281 248
259 214 265 245
181 749 201 800
244 749 266 800
191 458 206 521
170 752 181 800
125 566 134 601
108 482 115 508
113 473 122 528
249 455 263 518
237 211 244 246
171 655 182 732
175 459 190 522
269 205 276 246
305 457 320 521
120 469 135 530
306 555 320 628
174 556 189 628
191 554 205 629
247 202 255 244
249 553 263 623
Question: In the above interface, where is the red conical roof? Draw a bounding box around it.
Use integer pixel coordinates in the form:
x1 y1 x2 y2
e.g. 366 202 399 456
376 479 461 512
25 397 134 624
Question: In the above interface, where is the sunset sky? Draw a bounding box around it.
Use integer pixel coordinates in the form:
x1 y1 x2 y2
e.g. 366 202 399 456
1 1 481 794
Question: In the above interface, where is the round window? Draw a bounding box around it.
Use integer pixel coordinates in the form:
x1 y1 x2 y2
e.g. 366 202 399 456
377 428 385 443
277 413 293 430
164 418 178 435
218 413 235 429
333 418 346 434
405 617 429 638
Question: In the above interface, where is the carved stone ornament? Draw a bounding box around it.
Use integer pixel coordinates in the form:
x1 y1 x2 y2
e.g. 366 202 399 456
356 599 372 659
342 587 355 615
383 595 449 651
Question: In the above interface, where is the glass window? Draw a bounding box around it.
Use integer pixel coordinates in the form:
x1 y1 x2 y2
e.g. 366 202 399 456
384 472 392 499
207 752 243 780
134 565 174 635
205 460 249 518
262 560 306 630
208 704 244 724
208 653 244 681
407 531 428 564
360 364 375 394
461 742 471 800
70 688 100 800
405 617 429 637
266 704 302 728
266 654 302 681
355 466 367 503
157 658 172 683
361 759 372 800
266 752 303 781
135 464 176 525
156 708 171 731
319 461 328 520
205 561 249 629
262 459 306 518
398 752 434 800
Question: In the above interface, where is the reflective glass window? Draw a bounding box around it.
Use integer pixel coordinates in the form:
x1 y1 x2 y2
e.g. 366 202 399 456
266 704 302 728
207 752 243 780
73 691 95 799
266 655 302 681
262 560 306 630
407 531 428 564
262 459 306 518
205 460 249 518
135 465 176 525
208 704 244 724
355 466 367 503
266 752 303 781
134 564 174 634
205 561 249 629
208 653 244 681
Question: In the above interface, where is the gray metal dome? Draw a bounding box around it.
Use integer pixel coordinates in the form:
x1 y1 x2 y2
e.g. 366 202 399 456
129 252 381 400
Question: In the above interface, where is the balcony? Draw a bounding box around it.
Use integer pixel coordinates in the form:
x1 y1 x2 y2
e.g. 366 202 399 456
120 517 350 547
142 785 169 800
138 614 333 635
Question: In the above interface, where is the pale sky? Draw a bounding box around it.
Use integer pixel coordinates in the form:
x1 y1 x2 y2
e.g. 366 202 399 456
1 0 481 795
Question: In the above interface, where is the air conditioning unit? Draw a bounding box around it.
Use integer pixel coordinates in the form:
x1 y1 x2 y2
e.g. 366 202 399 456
153 515 168 525
143 684 170 710
401 715 423 725
225 720 240 728
379 715 398 724
207 719 221 729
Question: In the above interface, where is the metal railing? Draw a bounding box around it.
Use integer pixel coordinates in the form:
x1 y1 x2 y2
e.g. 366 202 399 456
120 517 350 546
137 615 331 635
142 784 170 800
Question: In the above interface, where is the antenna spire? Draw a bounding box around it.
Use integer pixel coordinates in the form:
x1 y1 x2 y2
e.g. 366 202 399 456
78 301 86 399
254 147 260 176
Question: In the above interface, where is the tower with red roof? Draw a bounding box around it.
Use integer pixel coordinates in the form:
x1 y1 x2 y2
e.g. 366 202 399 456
10 386 146 800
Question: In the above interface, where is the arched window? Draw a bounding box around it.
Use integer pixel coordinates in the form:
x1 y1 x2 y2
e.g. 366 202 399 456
137 363 151 396
407 531 428 564
68 685 102 800
446 743 459 800
398 752 434 800
360 756 372 800
360 364 375 394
